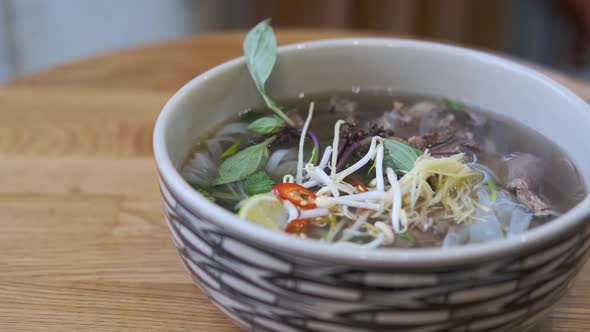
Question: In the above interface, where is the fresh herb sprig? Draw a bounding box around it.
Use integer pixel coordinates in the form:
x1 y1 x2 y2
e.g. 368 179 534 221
382 138 423 174
398 232 417 246
247 116 284 135
214 20 300 185
244 171 274 195
214 136 276 185
243 20 294 127
443 98 463 111
221 140 241 158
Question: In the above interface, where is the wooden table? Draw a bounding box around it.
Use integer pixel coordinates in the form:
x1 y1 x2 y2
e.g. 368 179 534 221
2 30 590 332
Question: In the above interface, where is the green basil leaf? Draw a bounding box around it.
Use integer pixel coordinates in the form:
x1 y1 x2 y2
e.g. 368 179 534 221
443 98 463 111
214 142 269 185
247 116 284 135
243 20 293 126
382 138 423 173
239 109 266 123
190 183 216 203
221 140 241 158
243 171 274 196
398 232 417 246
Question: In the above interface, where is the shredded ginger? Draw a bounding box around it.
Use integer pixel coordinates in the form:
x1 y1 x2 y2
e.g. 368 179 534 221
398 152 482 228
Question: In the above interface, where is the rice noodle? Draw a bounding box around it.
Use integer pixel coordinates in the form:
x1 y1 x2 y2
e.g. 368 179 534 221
182 151 217 186
296 102 315 184
217 122 248 136
206 141 223 158
472 169 489 191
234 198 248 210
226 183 248 201
206 136 235 159
266 148 296 172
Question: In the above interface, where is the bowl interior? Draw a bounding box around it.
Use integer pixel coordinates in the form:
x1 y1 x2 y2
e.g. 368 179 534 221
155 38 590 266
165 39 590 185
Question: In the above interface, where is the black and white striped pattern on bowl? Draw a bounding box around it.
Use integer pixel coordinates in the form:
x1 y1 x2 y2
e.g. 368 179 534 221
159 178 590 332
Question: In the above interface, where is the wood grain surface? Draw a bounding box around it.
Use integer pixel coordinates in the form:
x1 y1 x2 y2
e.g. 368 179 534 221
1 30 590 332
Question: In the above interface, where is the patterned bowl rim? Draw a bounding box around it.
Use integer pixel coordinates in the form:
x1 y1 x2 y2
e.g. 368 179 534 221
153 38 590 267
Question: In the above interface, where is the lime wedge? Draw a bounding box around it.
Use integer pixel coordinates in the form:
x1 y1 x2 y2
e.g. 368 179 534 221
238 194 287 230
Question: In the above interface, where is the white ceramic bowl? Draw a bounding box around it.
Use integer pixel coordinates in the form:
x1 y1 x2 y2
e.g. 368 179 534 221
154 38 590 332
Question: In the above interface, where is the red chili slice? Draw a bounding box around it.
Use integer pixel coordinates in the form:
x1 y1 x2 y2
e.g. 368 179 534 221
285 219 311 235
344 177 368 193
272 183 317 209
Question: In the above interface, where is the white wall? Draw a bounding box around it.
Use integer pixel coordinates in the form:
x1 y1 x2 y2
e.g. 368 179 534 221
0 0 15 81
0 0 253 82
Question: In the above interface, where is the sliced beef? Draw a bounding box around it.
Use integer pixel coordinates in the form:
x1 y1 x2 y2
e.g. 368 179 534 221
417 111 455 135
407 101 440 119
495 152 551 215
401 219 451 248
395 99 481 154
408 130 454 150
513 187 552 216
498 153 544 190
375 100 448 135
374 102 412 133
466 110 488 127
406 230 443 248
329 96 357 113
408 125 478 155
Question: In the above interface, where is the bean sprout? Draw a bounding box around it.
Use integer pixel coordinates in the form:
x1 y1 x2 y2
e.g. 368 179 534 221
375 144 385 192
387 168 402 233
296 102 315 184
331 120 346 177
335 137 378 182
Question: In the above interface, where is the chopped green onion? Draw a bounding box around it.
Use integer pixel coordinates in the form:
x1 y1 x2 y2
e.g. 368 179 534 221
367 159 377 175
443 98 463 111
398 232 417 246
487 178 497 202
221 140 241 158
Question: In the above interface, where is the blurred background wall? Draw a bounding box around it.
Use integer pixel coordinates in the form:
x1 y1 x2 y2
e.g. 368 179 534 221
0 0 588 82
